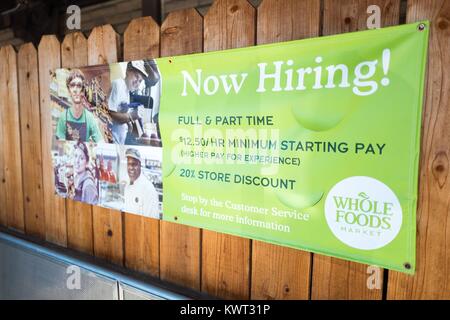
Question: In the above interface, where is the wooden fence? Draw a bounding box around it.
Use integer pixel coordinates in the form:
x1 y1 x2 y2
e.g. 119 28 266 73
0 0 448 300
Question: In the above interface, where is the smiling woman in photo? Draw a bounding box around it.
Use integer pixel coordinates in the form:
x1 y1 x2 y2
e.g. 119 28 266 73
73 141 98 205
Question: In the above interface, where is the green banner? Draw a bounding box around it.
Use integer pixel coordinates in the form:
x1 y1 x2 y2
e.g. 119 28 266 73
51 21 429 274
157 22 429 274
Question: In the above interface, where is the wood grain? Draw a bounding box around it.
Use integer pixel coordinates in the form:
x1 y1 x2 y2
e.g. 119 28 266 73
250 0 321 300
88 25 123 265
387 0 450 300
0 45 25 232
88 25 121 65
0 121 4 227
161 8 203 56
251 241 312 299
312 254 383 299
0 39 5 226
159 8 202 290
323 0 401 35
257 0 321 44
202 0 255 300
124 16 159 60
66 200 93 254
160 221 201 290
204 0 255 52
62 32 88 69
38 36 67 246
18 43 45 238
311 0 401 300
62 32 94 255
0 53 7 227
123 17 160 276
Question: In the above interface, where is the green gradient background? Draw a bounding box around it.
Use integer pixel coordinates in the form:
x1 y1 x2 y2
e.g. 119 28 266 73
157 22 429 274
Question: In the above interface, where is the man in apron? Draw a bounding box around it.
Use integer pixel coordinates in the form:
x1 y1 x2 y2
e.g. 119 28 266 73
56 69 104 142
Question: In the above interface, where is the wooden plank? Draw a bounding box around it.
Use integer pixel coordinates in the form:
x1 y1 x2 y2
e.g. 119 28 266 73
65 200 93 254
160 222 201 289
250 0 321 300
18 43 45 238
87 25 121 66
0 49 8 227
311 0 401 300
62 32 88 69
0 46 9 227
123 16 160 276
257 0 321 44
312 254 383 299
204 0 255 51
61 32 94 255
88 25 123 265
0 46 5 226
161 8 203 56
323 0 401 36
202 230 251 299
124 16 159 60
0 119 4 227
38 36 67 246
0 45 24 232
202 0 255 300
387 0 450 300
159 8 202 289
251 242 311 300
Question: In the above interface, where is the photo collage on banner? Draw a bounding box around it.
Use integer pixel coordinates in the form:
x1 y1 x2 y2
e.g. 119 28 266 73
50 60 163 219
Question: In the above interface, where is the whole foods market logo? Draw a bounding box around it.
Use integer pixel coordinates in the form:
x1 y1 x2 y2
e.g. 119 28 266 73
325 176 402 250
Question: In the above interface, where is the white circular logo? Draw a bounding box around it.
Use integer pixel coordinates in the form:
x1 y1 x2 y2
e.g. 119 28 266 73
324 176 402 250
